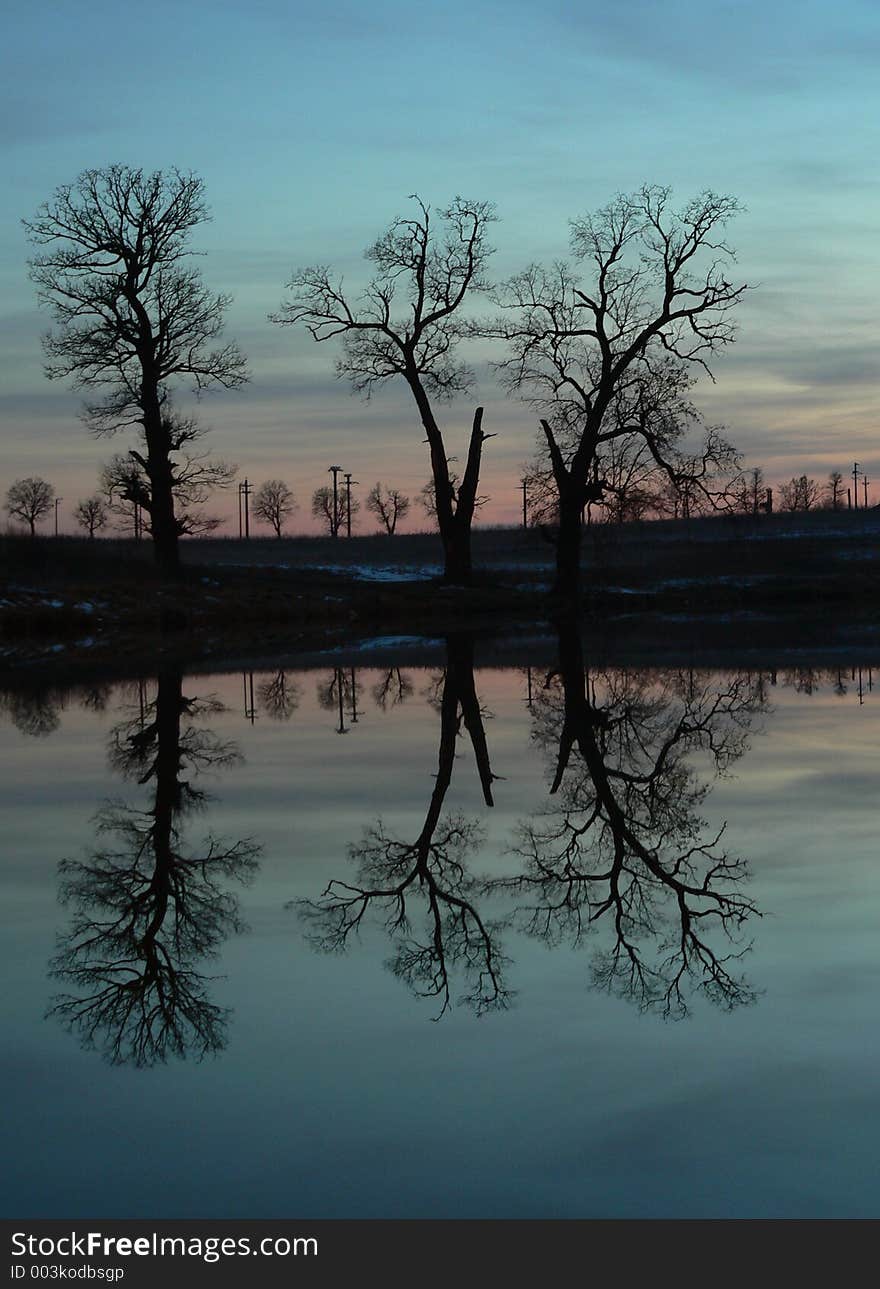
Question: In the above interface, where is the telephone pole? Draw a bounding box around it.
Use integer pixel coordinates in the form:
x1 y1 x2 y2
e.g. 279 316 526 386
343 472 358 538
853 462 860 510
238 478 253 538
521 478 529 530
864 474 870 509
54 496 63 537
328 466 342 539
242 671 256 723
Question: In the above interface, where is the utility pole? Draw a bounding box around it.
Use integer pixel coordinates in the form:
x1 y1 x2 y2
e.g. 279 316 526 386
243 672 256 723
521 478 529 530
328 466 342 538
863 474 870 509
334 668 348 734
238 478 252 539
853 462 860 510
343 472 358 538
54 496 63 537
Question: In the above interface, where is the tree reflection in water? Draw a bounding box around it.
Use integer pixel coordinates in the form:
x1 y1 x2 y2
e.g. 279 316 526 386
299 636 509 1016
48 673 259 1066
492 625 768 1017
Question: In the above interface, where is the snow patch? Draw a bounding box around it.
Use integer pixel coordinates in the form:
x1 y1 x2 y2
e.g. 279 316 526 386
306 563 442 583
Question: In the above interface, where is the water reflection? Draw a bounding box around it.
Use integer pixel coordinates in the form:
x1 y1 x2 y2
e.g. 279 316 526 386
493 626 768 1016
257 670 301 721
371 668 414 711
0 681 110 738
317 667 363 733
1 649 875 1055
48 672 260 1066
299 636 509 1016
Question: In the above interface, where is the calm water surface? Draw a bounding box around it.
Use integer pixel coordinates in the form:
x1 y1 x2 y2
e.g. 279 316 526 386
2 641 879 1218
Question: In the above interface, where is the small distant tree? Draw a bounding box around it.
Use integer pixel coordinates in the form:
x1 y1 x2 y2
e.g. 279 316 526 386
312 484 345 537
598 438 662 524
100 454 150 537
366 482 410 535
74 496 108 538
732 466 767 515
780 474 820 512
253 479 296 538
5 477 55 536
826 470 844 511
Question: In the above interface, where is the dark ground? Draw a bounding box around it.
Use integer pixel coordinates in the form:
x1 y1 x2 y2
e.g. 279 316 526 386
2 508 879 680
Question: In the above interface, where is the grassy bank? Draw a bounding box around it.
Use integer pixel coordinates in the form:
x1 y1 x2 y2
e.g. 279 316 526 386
2 507 879 675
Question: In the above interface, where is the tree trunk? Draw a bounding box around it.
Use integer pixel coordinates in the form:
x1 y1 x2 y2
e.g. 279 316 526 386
405 368 466 584
552 487 584 599
445 407 489 586
441 523 472 585
147 457 179 577
142 391 180 579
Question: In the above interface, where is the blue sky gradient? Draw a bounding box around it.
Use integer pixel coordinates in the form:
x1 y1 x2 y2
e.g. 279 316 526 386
2 0 878 530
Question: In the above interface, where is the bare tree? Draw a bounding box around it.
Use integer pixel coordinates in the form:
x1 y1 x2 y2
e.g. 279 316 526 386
299 637 507 1016
595 437 662 524
366 482 410 535
100 453 149 536
372 669 413 710
731 466 768 515
99 410 235 538
256 670 300 720
25 166 247 576
780 474 820 512
253 479 296 538
826 470 844 511
5 477 55 536
489 624 765 1016
311 484 358 537
74 495 108 538
49 673 259 1065
272 195 497 583
485 186 747 596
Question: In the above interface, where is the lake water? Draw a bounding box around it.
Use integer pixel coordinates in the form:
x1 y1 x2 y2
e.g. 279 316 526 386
2 638 879 1218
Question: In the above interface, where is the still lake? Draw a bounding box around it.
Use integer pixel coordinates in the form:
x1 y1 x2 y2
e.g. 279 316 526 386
2 640 879 1218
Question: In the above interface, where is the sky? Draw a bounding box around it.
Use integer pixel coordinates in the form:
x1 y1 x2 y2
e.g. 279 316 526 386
1 0 879 534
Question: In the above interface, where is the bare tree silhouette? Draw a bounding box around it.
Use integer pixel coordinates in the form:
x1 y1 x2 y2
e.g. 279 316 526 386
5 477 55 536
298 637 508 1016
48 672 259 1065
257 670 301 721
366 482 410 535
482 186 746 595
371 669 414 710
253 479 297 538
26 166 247 575
491 627 766 1016
274 196 496 584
